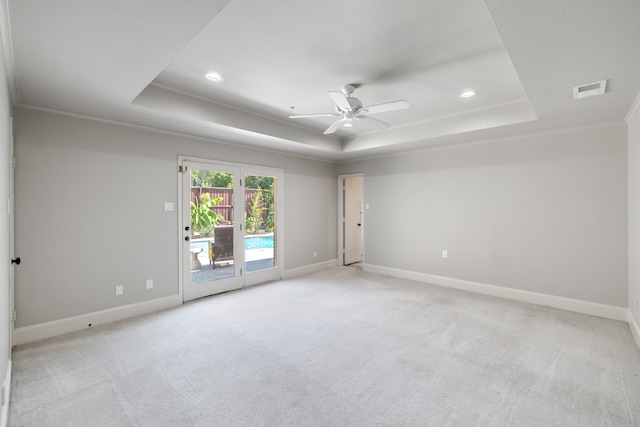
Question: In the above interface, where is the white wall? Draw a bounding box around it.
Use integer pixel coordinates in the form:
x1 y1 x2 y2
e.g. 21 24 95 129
338 124 628 308
629 102 640 330
13 108 336 328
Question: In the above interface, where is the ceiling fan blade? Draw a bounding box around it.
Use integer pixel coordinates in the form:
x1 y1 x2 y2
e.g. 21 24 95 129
328 91 352 111
357 115 390 131
289 113 341 119
323 119 344 134
359 100 409 115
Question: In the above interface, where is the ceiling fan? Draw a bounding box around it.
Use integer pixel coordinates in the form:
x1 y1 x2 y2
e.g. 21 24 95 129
289 84 409 135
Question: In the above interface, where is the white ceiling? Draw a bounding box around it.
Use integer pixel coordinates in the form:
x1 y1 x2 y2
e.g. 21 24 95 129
6 0 640 161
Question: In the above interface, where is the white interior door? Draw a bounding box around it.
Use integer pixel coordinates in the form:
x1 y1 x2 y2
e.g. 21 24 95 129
343 176 363 265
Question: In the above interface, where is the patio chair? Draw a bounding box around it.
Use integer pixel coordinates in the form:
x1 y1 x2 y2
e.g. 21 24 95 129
208 225 234 268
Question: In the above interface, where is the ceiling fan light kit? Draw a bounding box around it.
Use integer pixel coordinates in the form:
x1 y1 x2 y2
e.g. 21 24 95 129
289 84 409 135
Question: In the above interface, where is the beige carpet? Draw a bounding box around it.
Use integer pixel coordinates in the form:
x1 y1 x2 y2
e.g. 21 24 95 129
9 267 640 426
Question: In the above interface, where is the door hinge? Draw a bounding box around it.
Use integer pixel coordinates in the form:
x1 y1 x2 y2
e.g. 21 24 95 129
10 157 15 168
11 311 16 322
179 165 187 174
240 268 243 276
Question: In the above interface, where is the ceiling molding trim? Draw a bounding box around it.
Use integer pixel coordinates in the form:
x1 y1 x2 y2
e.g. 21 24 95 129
625 91 640 123
14 103 340 164
133 84 342 153
146 82 340 137
342 99 536 153
0 0 18 103
337 120 628 164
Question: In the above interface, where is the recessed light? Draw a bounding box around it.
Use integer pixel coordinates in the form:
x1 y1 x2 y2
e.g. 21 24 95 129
343 123 353 128
460 90 476 98
204 72 223 82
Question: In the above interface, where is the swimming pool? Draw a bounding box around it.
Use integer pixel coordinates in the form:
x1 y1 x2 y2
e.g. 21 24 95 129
245 235 274 250
190 234 274 254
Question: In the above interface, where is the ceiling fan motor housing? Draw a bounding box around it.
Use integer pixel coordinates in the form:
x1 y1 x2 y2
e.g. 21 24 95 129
341 84 358 95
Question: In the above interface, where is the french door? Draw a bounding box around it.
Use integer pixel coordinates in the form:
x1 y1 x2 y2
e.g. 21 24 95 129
180 157 283 302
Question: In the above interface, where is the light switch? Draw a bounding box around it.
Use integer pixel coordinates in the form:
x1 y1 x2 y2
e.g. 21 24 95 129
164 202 175 212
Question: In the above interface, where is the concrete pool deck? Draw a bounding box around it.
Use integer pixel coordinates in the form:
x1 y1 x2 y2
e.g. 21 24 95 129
189 235 275 283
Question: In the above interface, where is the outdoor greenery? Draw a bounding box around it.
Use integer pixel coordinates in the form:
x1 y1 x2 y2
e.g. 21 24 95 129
191 171 233 188
190 193 224 237
246 190 266 234
191 171 275 235
246 175 275 233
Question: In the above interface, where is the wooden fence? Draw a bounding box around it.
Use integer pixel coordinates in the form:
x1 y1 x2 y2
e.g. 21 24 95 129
191 187 264 224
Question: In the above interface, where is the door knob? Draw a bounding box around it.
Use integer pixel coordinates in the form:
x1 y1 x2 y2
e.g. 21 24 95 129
11 257 20 265
185 236 190 241
185 226 190 231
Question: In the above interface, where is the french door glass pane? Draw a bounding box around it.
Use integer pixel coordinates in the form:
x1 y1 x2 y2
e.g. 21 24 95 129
245 175 276 273
190 168 235 283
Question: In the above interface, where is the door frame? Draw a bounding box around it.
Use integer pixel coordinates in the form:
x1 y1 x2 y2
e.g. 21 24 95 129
180 159 244 301
337 173 364 266
242 164 284 287
178 156 284 301
8 117 14 350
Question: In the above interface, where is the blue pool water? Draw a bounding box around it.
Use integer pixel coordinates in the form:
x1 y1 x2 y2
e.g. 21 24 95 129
245 235 274 250
191 234 274 253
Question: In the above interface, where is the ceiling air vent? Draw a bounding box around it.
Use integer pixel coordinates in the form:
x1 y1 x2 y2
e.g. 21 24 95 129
573 79 607 99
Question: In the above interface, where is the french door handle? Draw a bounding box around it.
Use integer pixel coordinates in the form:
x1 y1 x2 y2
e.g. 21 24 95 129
185 236 190 242
11 257 20 265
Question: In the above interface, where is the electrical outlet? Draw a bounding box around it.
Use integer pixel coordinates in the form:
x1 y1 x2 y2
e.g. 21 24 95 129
115 285 124 296
146 279 154 290
442 250 448 259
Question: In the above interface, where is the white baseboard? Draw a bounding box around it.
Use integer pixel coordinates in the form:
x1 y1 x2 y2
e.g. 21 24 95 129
13 295 182 346
1 360 10 427
283 259 337 279
13 259 340 346
628 311 640 351
364 264 628 321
